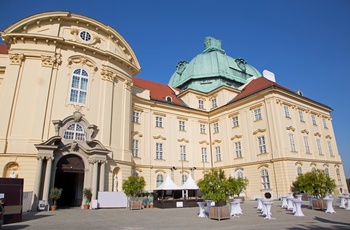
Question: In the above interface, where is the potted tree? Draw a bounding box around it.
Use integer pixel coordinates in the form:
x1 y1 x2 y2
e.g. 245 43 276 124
228 176 249 201
122 175 146 210
291 169 336 210
197 169 233 220
83 188 92 209
49 187 63 211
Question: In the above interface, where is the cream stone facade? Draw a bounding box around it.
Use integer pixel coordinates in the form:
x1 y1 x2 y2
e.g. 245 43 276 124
0 11 347 209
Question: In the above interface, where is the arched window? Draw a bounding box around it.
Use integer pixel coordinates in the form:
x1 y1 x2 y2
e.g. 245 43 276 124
311 167 316 172
63 123 86 141
156 174 164 188
181 174 188 185
336 168 342 186
70 68 89 104
297 166 302 176
324 168 330 177
261 169 270 189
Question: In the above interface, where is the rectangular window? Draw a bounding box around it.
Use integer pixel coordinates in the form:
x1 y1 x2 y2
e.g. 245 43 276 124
215 146 221 161
235 141 242 158
316 139 323 155
200 124 206 134
156 143 163 159
284 105 291 118
201 147 208 162
298 110 304 122
180 145 186 161
179 120 185 131
213 122 219 133
132 139 139 157
254 108 262 121
156 116 163 127
132 111 140 123
327 141 334 156
311 115 317 125
289 133 296 152
198 99 204 109
304 136 310 153
322 118 328 129
211 98 217 108
258 136 266 154
232 116 239 127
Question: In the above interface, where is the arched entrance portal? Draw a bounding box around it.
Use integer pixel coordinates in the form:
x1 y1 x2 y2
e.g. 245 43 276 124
55 154 85 207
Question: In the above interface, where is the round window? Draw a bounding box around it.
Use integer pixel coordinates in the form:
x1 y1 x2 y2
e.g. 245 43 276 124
79 31 91 42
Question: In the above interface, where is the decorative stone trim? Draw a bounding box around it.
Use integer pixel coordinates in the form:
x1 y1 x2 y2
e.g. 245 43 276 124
286 126 295 132
177 138 189 143
253 128 266 135
199 140 209 145
153 135 166 140
9 53 24 65
301 129 309 134
100 67 117 82
68 55 98 73
131 131 143 137
230 135 242 140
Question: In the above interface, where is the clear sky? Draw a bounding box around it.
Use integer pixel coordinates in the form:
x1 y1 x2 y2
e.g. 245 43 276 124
1 1 349 177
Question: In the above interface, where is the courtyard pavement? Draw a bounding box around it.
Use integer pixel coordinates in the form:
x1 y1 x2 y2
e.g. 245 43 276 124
2 200 350 230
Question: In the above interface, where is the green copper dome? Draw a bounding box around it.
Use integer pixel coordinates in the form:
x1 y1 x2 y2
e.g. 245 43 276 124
168 37 261 93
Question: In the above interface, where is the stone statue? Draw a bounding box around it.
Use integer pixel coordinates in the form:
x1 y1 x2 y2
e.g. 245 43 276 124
113 174 118 192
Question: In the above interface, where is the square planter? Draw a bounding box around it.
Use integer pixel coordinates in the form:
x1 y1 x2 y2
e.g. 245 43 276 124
209 206 230 220
129 201 142 210
312 199 327 210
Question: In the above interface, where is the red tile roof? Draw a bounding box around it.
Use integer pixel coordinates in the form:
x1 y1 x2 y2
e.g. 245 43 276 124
133 78 185 106
0 44 8 54
229 77 294 103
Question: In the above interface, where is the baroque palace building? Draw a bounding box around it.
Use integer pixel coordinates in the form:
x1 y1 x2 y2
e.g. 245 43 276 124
0 11 347 208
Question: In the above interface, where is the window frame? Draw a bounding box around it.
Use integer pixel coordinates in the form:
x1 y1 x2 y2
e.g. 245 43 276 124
69 68 89 104
232 116 239 127
261 169 270 190
132 139 139 157
155 116 163 128
201 147 208 162
284 105 291 118
132 111 140 123
235 141 242 158
179 120 185 131
156 143 163 160
215 146 221 161
289 133 297 152
258 136 267 154
254 108 262 121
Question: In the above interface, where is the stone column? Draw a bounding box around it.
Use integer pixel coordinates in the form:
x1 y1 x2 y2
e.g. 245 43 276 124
99 161 106 192
92 161 99 200
32 156 44 210
43 157 53 203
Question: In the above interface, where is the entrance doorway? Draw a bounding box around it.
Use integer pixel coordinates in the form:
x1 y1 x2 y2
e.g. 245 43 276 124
54 154 85 207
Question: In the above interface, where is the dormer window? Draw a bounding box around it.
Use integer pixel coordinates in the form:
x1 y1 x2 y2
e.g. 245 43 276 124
79 31 92 42
165 96 172 103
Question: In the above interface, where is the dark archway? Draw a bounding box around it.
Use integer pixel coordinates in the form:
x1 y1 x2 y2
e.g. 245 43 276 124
55 154 85 207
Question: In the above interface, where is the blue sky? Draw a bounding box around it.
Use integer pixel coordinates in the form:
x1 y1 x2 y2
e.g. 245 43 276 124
1 1 350 177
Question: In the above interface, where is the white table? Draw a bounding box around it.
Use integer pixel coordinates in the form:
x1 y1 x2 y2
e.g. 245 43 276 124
263 201 274 220
293 200 304 217
256 197 263 210
324 198 336 213
287 197 294 210
345 197 350 210
205 200 213 215
339 196 346 209
281 196 288 208
230 201 240 216
197 202 207 217
233 198 243 215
